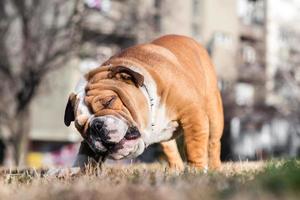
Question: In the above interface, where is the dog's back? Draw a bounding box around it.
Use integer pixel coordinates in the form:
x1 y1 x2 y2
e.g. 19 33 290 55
151 35 219 95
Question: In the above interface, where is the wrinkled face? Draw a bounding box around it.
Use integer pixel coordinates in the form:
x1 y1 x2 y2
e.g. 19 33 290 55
64 66 148 160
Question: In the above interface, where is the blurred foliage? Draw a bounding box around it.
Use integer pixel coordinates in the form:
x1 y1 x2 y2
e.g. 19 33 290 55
257 160 300 194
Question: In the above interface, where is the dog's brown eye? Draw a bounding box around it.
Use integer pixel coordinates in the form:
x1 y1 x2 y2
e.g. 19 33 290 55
117 73 134 85
113 73 132 83
120 73 131 80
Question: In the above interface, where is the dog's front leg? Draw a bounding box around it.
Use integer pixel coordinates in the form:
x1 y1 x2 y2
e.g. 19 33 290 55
160 139 184 171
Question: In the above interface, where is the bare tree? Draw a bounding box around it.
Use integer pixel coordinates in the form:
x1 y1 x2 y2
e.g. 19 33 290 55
0 0 84 166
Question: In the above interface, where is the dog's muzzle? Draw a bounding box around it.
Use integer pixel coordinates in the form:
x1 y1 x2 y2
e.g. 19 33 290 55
85 115 141 155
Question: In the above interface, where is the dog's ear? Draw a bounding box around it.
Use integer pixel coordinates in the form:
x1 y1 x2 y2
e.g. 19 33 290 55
108 66 144 87
64 93 76 126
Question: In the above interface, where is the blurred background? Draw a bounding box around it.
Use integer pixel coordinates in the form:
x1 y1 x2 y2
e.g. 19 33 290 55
0 0 299 168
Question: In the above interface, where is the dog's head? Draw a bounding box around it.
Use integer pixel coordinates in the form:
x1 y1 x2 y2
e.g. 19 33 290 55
64 66 149 160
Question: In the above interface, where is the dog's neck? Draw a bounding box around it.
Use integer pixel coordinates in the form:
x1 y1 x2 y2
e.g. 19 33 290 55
141 83 156 131
120 65 159 130
123 65 177 146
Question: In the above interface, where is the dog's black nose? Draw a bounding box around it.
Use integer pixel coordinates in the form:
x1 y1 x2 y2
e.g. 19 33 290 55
90 119 107 140
124 127 141 140
90 119 104 134
90 119 116 145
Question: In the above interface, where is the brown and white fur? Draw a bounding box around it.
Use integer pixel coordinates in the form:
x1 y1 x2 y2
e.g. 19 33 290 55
64 35 224 172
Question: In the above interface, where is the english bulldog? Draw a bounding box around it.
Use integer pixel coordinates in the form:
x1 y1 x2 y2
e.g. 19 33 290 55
64 35 224 171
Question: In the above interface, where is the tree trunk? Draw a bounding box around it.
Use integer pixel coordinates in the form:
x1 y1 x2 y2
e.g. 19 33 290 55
9 107 31 167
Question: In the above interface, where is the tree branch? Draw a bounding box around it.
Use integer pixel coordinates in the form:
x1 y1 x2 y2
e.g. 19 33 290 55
0 0 13 78
41 0 82 72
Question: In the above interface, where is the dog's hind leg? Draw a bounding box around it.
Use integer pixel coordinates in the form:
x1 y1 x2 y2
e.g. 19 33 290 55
181 108 210 171
206 91 224 170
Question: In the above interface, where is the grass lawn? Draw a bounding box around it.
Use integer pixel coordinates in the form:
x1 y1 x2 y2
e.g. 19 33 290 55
0 160 299 200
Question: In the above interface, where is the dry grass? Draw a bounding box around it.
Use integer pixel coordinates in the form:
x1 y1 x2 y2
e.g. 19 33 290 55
0 160 299 200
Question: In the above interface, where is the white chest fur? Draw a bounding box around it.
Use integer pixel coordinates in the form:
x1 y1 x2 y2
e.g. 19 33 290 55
144 104 179 146
127 66 178 146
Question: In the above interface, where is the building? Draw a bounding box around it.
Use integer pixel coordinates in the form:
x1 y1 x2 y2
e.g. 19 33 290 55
230 0 300 160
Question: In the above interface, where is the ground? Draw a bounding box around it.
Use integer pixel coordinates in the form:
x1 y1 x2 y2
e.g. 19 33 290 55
0 160 299 200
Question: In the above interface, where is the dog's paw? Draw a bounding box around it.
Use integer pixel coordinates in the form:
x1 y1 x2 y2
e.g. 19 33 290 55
208 159 221 171
188 162 209 173
45 167 81 178
169 161 185 172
